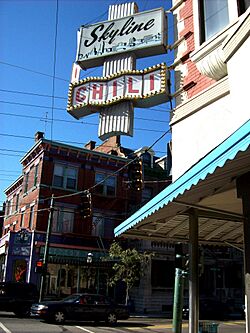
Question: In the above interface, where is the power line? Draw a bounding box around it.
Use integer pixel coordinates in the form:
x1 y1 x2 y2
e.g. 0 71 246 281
0 88 67 100
0 111 169 124
0 99 172 114
0 115 168 133
0 61 68 82
0 148 26 153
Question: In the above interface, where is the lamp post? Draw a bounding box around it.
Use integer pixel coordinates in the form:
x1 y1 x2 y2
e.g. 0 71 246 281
86 252 93 290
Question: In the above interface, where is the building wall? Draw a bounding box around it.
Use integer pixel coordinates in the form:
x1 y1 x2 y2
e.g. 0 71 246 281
171 0 250 180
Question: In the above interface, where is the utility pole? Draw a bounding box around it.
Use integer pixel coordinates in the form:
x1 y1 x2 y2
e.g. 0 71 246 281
172 243 187 333
39 194 54 302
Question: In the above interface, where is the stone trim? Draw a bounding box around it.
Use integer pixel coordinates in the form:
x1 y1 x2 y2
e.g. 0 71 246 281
170 76 229 125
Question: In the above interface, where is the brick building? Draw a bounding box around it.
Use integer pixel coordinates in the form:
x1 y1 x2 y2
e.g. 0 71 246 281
1 131 170 299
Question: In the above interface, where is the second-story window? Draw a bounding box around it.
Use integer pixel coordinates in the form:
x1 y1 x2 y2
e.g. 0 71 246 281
52 207 74 233
53 164 78 190
199 0 250 43
24 172 29 193
34 164 39 186
200 0 229 42
15 193 19 212
95 172 116 196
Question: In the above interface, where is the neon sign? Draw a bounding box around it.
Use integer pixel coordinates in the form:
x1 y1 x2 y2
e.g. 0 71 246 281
67 63 168 119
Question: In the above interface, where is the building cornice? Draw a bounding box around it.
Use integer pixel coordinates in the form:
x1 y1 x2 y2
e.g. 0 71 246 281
20 138 130 165
171 76 229 125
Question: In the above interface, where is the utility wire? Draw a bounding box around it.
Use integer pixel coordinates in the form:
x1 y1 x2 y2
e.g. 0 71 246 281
0 100 172 114
0 110 170 123
0 61 68 82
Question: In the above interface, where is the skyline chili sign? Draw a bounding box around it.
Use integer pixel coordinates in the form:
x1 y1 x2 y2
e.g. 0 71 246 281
67 63 169 119
68 3 169 140
76 7 167 69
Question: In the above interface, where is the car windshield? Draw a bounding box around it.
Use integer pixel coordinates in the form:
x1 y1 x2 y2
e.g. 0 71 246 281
62 295 80 303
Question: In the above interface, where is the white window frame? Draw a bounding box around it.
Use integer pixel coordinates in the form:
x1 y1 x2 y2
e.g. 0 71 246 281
193 0 241 48
53 163 78 190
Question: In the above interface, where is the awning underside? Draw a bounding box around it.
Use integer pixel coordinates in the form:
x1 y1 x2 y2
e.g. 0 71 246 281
116 137 250 247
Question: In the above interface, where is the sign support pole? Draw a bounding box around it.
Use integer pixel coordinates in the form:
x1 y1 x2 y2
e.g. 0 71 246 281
98 3 137 140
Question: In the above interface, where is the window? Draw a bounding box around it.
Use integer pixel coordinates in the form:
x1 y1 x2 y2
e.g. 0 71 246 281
199 0 250 43
9 198 13 215
53 164 78 190
95 172 116 196
15 193 19 212
24 172 29 193
29 206 34 229
20 211 25 228
92 215 114 238
200 0 229 42
34 164 38 186
52 207 74 233
5 201 10 216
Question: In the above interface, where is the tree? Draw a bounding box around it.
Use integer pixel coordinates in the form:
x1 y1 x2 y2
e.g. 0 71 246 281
105 242 151 305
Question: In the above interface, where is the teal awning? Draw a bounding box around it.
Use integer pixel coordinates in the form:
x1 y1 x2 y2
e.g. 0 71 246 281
115 120 250 245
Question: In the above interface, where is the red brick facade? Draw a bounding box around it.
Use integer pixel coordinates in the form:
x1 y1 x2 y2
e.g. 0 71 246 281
178 0 215 98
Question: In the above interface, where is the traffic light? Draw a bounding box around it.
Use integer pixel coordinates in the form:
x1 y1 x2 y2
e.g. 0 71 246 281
175 243 184 270
128 159 143 191
35 260 45 274
79 191 92 218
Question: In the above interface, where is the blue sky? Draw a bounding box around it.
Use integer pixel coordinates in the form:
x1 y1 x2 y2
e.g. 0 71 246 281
0 0 173 207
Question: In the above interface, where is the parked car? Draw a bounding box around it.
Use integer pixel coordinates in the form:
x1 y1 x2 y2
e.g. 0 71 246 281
31 293 130 324
0 281 39 317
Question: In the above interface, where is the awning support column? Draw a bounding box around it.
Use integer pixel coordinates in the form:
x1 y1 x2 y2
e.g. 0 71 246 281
189 208 199 333
237 172 250 333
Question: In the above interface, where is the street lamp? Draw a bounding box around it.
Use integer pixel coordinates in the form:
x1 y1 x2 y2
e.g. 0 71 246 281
87 252 93 264
86 253 93 290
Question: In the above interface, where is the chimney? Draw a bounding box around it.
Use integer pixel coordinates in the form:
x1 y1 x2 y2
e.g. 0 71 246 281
84 140 96 150
35 131 44 142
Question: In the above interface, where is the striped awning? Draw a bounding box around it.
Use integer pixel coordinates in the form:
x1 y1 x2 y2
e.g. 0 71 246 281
115 119 250 247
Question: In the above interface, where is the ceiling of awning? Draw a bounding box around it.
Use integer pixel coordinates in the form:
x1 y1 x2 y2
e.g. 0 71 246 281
115 120 250 247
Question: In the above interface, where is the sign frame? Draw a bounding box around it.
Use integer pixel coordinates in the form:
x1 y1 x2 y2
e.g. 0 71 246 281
76 7 167 69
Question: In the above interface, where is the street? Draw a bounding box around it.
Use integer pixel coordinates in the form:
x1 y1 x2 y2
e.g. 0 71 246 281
0 313 245 333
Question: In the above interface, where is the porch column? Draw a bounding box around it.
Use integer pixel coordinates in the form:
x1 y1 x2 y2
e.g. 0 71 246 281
189 208 199 333
237 172 250 333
